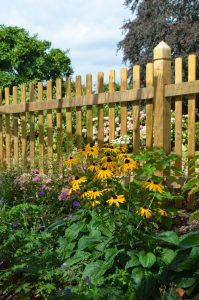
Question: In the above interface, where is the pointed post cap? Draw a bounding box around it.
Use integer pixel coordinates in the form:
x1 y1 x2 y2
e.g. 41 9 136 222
153 41 171 60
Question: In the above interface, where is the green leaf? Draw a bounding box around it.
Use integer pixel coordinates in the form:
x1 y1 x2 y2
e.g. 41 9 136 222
64 221 86 241
157 231 179 245
138 251 156 268
179 232 199 249
95 237 113 252
131 267 156 300
160 248 176 265
78 236 103 251
125 254 140 269
104 248 120 264
83 260 111 281
176 277 196 289
65 251 91 267
46 218 66 232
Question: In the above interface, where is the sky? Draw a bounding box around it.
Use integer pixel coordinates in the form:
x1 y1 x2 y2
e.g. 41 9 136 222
0 0 132 84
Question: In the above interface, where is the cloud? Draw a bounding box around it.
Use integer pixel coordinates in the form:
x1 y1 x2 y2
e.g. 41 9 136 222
0 0 132 83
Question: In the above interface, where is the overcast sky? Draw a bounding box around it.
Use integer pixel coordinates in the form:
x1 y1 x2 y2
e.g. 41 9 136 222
0 0 132 83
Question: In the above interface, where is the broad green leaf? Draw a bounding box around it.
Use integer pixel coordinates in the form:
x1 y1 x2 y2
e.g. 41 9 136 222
65 251 91 267
64 221 86 241
179 232 199 249
78 236 103 251
104 248 120 264
46 218 66 232
157 231 179 245
160 248 176 265
95 237 113 252
138 251 156 268
131 267 156 300
178 255 199 271
125 254 140 269
176 277 196 289
83 260 111 281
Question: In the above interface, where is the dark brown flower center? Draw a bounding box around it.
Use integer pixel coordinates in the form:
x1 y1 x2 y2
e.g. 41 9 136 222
113 195 117 199
107 157 112 162
102 167 107 171
75 176 79 180
124 159 130 164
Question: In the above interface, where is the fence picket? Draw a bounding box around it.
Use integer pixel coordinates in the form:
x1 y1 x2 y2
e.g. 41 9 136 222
13 87 19 167
175 58 183 171
21 84 27 169
146 63 153 150
86 74 93 145
133 65 140 152
66 77 72 149
76 76 82 149
5 88 11 169
47 80 53 174
56 79 63 173
187 54 196 210
120 68 127 136
29 83 35 169
109 70 115 142
38 82 44 174
97 72 104 146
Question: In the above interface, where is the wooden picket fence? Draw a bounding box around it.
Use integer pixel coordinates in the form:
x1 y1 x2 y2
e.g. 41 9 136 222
0 41 198 208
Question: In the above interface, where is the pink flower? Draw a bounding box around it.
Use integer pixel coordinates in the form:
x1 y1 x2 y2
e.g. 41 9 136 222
32 175 42 182
58 188 70 201
45 178 52 184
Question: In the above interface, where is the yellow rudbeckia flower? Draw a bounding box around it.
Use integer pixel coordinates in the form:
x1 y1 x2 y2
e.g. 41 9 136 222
65 156 79 167
122 158 139 172
106 195 126 207
142 181 163 193
139 207 152 218
158 208 167 216
90 200 101 207
81 189 103 200
95 167 113 180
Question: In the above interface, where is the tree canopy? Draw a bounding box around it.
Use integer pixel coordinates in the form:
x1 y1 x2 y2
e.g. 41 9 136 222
0 25 73 88
118 0 199 81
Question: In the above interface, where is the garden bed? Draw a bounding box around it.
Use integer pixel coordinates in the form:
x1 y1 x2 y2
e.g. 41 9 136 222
0 145 199 299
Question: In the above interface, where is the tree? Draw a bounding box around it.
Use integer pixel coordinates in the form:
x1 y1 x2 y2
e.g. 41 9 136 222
0 25 73 88
118 0 199 82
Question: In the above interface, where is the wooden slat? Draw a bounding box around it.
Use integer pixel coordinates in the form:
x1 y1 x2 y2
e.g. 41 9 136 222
76 76 82 149
5 88 11 169
21 84 27 169
47 80 53 174
146 63 153 150
120 68 127 136
175 58 183 171
165 80 199 97
187 54 196 210
0 87 154 113
133 65 140 152
66 77 72 148
97 72 104 146
86 74 93 145
0 90 3 168
108 70 115 141
56 79 62 173
174 57 183 208
29 83 35 169
38 82 44 174
13 86 19 167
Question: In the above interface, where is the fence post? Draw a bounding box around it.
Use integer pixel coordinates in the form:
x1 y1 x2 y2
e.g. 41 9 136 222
153 41 171 154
